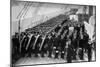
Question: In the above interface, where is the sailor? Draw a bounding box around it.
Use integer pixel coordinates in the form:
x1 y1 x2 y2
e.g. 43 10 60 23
40 35 49 57
66 39 75 63
12 33 20 63
34 35 42 57
27 34 36 57
54 25 61 33
54 35 61 59
71 30 78 60
21 33 30 57
83 32 92 61
60 37 66 59
48 34 54 58
60 29 68 59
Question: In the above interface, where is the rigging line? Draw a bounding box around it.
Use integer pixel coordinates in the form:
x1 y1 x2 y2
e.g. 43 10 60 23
20 2 30 19
22 2 32 19
16 2 28 19
18 2 29 53
19 2 30 19
18 2 29 34
23 2 33 19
